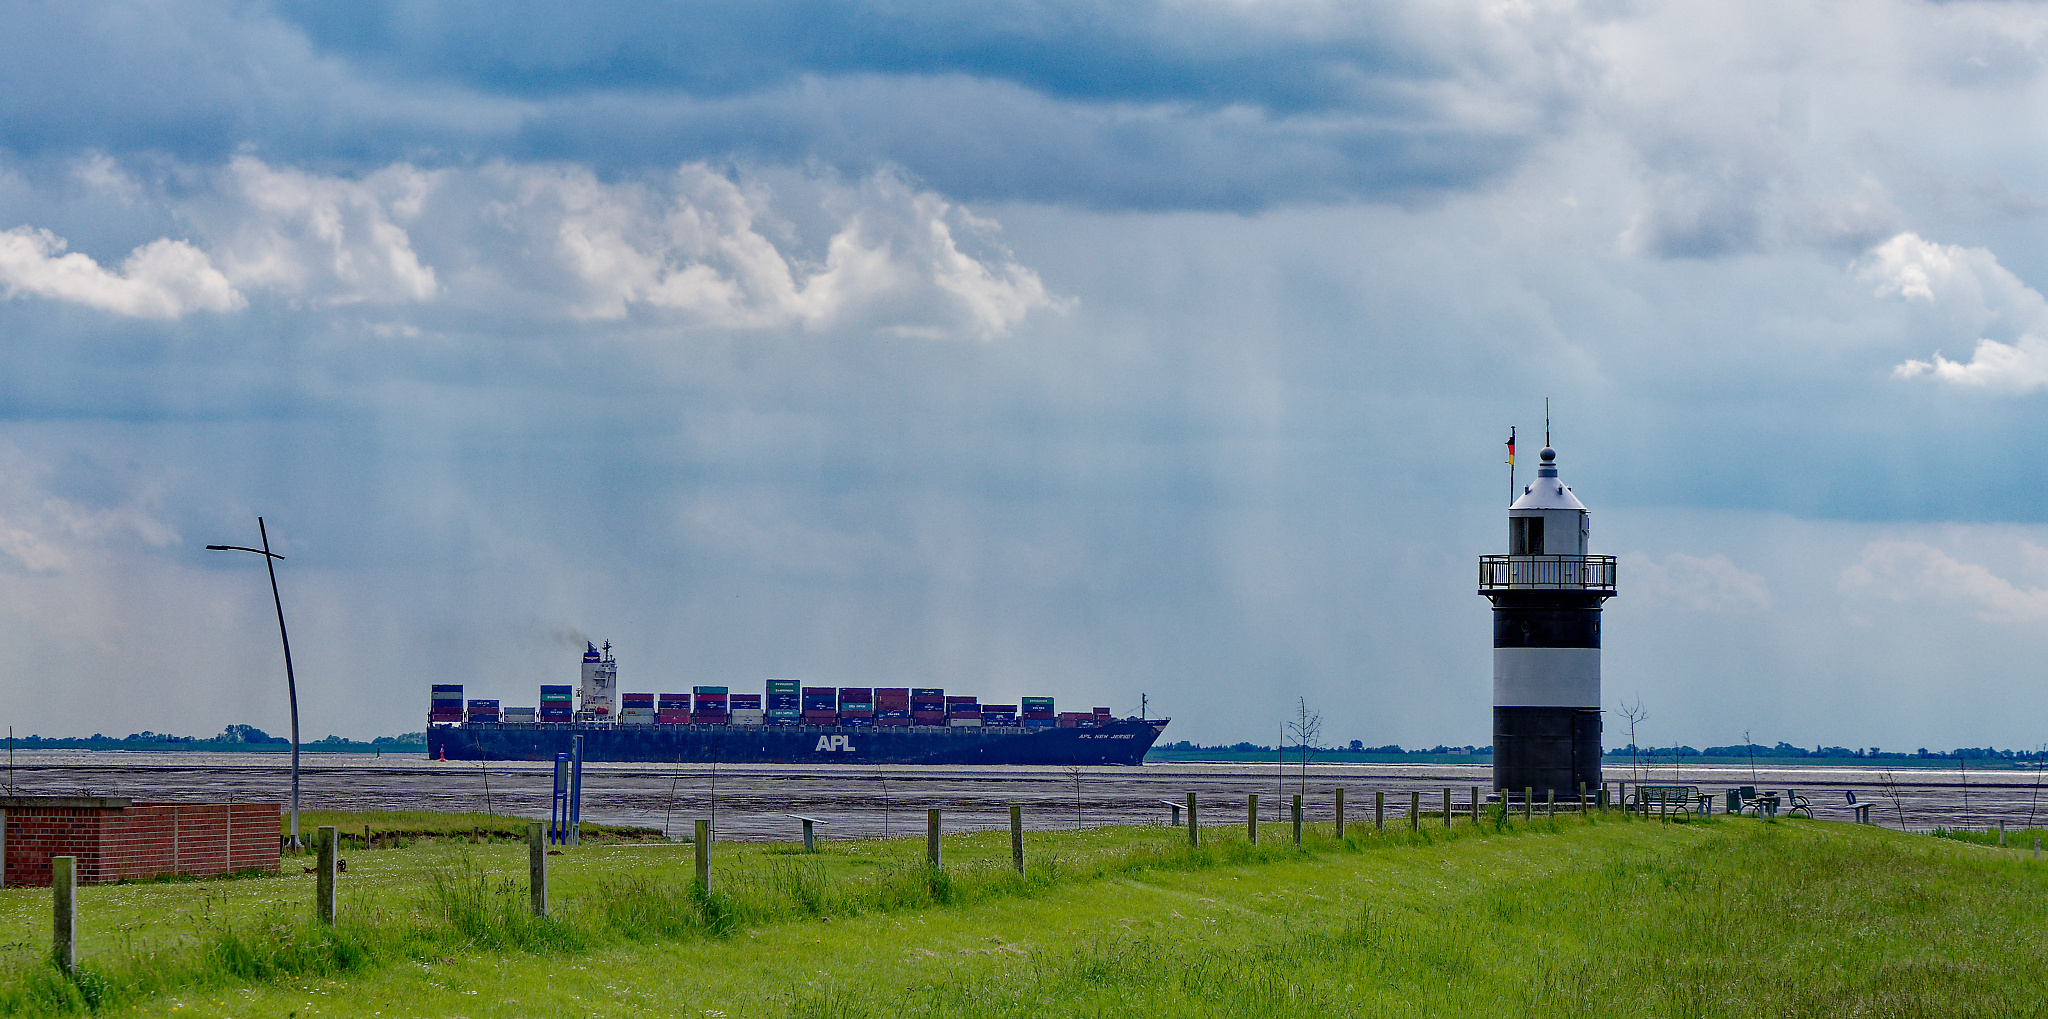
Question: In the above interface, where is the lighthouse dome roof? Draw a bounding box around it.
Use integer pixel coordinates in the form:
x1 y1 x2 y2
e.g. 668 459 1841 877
1509 449 1587 511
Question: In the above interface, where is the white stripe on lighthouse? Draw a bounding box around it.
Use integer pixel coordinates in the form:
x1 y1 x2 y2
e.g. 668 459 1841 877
1492 647 1599 707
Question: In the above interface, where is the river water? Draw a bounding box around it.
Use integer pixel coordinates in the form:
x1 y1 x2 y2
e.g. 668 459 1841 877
4 752 2042 840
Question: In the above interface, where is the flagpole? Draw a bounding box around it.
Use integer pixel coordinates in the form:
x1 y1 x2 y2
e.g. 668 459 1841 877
1506 426 1517 507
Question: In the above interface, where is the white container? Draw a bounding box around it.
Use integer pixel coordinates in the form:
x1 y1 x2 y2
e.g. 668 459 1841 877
731 709 766 727
619 709 657 726
501 707 538 723
949 718 983 728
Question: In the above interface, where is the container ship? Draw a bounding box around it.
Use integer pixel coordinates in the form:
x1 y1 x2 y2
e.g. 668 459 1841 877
425 643 1168 765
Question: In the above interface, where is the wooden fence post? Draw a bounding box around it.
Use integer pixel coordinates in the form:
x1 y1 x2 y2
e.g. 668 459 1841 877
694 819 710 889
1442 788 1452 828
1523 787 1533 822
927 809 942 869
1186 793 1199 848
1292 795 1302 845
1375 791 1384 831
1335 789 1345 839
1011 805 1025 874
1247 795 1258 844
316 826 337 926
1409 791 1420 832
528 823 547 916
1471 786 1480 824
51 855 74 974
1547 788 1555 819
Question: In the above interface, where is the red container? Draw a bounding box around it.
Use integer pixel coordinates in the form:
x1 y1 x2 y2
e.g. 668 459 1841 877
912 711 946 724
802 710 839 724
691 712 730 725
659 695 690 711
875 716 912 726
731 694 762 710
430 711 463 723
875 687 911 707
657 710 690 724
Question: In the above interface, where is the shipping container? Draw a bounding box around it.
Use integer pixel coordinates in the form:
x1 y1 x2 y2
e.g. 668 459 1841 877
767 693 800 711
430 711 464 723
466 699 501 710
690 713 730 725
502 707 537 723
693 686 729 696
766 708 800 721
731 709 765 726
874 716 912 726
767 679 802 694
875 687 911 705
659 694 690 711
656 710 690 724
944 695 977 706
801 710 839 724
1022 718 1055 729
731 693 762 710
949 717 983 727
911 711 947 724
911 689 945 712
619 710 656 726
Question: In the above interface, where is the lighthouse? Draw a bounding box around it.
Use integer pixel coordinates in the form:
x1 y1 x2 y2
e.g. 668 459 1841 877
1479 444 1616 799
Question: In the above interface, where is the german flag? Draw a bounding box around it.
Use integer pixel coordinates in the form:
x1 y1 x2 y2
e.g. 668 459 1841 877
1505 427 1516 465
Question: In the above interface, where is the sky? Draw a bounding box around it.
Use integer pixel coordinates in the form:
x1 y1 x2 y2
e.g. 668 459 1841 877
4 0 2048 753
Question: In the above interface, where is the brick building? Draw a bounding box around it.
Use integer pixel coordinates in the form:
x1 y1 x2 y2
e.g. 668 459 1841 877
0 796 282 887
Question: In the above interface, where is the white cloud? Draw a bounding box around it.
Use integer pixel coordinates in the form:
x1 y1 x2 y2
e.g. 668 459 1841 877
1622 551 1771 612
1839 539 2048 624
494 162 1059 337
1864 232 2048 391
0 441 179 574
205 156 439 306
0 225 242 318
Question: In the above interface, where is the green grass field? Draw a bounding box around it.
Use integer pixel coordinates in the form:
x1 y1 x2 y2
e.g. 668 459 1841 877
1 808 2043 1017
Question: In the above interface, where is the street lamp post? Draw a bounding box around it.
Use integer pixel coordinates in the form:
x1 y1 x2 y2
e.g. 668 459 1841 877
207 517 302 850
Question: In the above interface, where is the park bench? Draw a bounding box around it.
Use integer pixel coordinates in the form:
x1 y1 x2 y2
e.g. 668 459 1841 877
1628 785 1709 818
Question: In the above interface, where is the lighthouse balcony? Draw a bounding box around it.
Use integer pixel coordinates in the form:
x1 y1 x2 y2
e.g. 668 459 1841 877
1479 555 1617 593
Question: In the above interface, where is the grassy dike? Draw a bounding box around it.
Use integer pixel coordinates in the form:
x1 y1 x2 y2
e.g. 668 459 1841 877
1 809 2044 1017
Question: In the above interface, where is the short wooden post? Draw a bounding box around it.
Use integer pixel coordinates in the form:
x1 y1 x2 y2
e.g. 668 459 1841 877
1186 793 1199 848
1409 791 1419 832
316 825 337 926
1010 805 1025 874
363 824 371 849
1375 791 1384 831
1579 783 1588 817
1334 789 1345 839
51 855 75 974
1523 787 1532 822
1291 795 1302 845
1247 795 1258 844
1442 788 1452 828
927 809 941 868
1998 823 2006 847
1547 788 1555 819
1471 786 1480 824
528 823 547 916
2034 837 2041 861
694 819 710 889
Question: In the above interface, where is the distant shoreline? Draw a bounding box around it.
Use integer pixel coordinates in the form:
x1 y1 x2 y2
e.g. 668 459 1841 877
1144 750 2040 770
0 740 425 754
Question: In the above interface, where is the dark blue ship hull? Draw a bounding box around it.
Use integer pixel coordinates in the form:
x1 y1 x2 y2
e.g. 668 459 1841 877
427 718 1168 765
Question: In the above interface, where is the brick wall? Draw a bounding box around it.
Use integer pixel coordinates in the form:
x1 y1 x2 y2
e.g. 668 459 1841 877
3 802 282 887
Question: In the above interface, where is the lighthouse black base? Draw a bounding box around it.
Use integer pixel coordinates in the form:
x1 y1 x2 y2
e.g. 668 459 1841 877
1493 706 1601 798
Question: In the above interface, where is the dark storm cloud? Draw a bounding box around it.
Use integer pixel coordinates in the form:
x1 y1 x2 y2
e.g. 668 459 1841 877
0 0 1562 210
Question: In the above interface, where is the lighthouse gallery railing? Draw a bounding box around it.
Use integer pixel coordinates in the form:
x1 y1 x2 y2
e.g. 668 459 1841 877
1478 555 1617 593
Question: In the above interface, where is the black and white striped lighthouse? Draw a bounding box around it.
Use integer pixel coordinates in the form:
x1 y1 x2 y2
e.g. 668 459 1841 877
1478 443 1616 799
